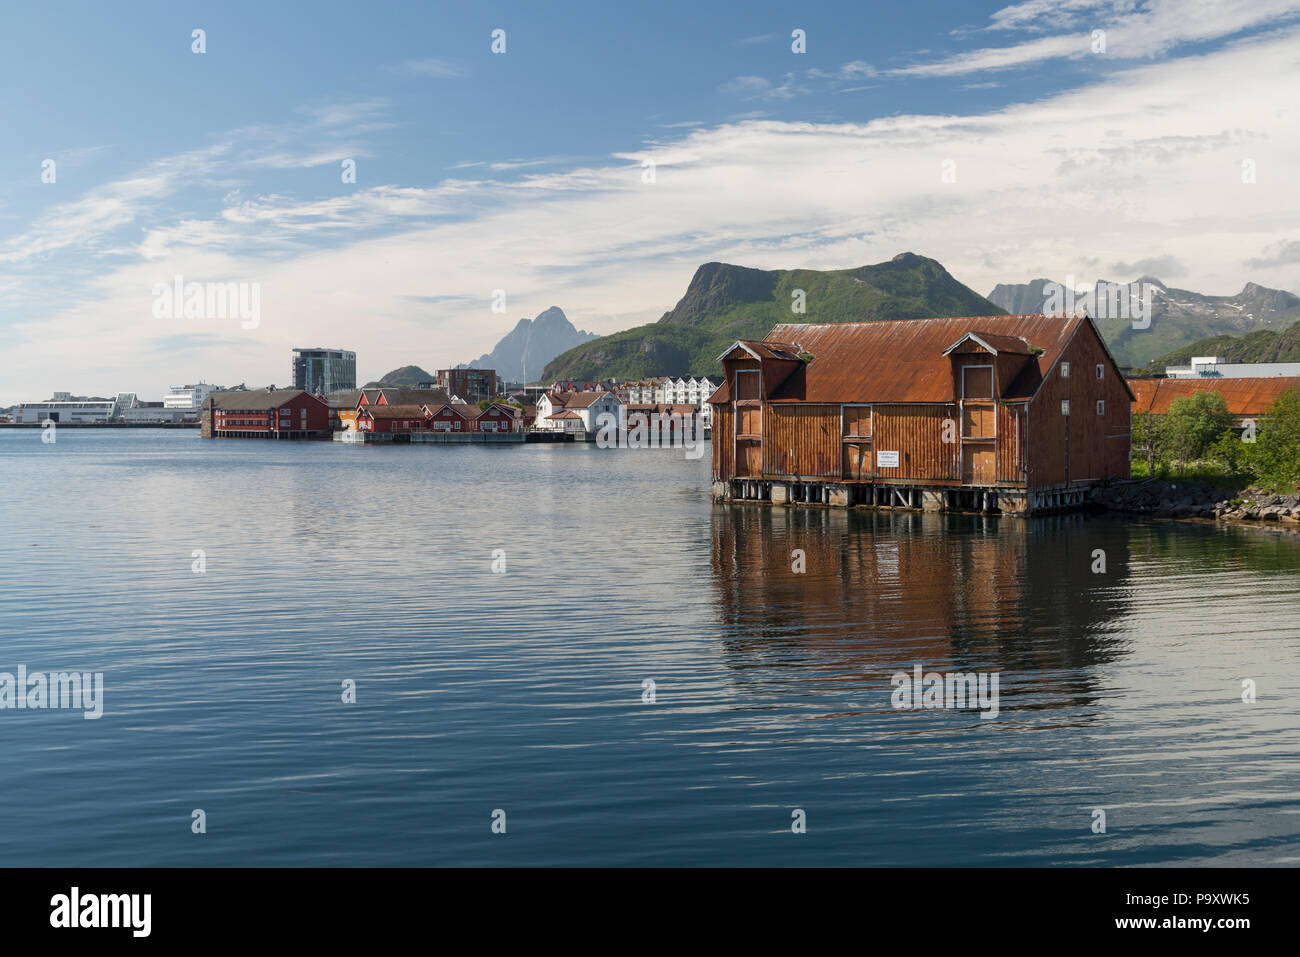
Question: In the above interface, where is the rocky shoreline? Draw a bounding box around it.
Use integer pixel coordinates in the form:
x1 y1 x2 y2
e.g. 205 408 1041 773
1088 480 1300 525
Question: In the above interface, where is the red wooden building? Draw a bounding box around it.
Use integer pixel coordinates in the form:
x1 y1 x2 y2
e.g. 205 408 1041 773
354 404 431 434
202 389 330 439
424 402 480 432
707 315 1133 514
474 402 518 433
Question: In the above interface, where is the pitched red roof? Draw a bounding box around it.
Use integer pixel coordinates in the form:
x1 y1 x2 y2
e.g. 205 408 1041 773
1128 376 1300 415
708 315 1091 404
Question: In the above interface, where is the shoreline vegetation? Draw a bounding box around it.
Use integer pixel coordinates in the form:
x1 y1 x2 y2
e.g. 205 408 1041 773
1116 385 1300 526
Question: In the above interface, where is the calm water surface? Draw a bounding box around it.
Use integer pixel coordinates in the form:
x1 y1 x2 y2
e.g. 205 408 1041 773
1 429 1298 866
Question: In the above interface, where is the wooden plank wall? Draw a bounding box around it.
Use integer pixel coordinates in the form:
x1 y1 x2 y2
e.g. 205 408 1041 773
996 403 1028 483
1028 323 1132 487
765 404 840 477
871 404 961 482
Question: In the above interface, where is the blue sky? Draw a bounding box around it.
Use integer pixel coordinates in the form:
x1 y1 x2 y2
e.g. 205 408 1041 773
3 0 1299 400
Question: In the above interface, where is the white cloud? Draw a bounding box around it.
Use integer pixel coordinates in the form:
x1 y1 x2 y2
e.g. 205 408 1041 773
896 0 1300 76
394 58 462 79
4 26 1300 402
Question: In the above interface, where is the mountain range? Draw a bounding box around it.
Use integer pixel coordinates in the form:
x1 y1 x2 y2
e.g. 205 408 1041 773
987 278 1300 367
461 306 598 383
541 253 1004 382
374 258 1300 386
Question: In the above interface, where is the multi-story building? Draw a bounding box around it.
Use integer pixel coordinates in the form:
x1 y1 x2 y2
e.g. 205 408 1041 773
437 368 497 403
164 382 220 410
12 393 119 423
292 348 357 394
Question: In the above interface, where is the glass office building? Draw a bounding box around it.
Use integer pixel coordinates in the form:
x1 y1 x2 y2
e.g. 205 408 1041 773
292 348 357 394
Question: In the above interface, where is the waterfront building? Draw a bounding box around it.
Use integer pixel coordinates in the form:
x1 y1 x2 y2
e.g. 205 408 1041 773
425 402 479 432
12 393 119 423
354 404 430 434
708 315 1133 514
292 347 357 394
534 390 624 433
119 402 193 423
201 389 330 438
474 402 519 433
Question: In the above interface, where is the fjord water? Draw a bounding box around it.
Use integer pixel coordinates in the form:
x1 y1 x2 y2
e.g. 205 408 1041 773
1 429 1298 867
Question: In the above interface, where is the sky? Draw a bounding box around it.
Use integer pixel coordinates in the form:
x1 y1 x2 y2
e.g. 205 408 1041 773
2 0 1299 402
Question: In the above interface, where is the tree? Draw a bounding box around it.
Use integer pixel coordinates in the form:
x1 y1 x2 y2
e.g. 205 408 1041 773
1131 410 1165 476
1163 391 1234 473
1244 389 1300 490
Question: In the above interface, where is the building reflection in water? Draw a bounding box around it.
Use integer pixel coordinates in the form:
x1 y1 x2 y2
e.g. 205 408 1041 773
709 504 1136 718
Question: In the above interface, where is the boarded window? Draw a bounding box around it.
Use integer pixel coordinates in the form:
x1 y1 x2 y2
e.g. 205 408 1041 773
962 366 993 398
739 405 762 436
735 370 760 400
843 405 871 437
962 404 995 438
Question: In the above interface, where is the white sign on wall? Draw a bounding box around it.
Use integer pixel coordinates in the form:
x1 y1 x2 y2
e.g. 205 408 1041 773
877 450 900 468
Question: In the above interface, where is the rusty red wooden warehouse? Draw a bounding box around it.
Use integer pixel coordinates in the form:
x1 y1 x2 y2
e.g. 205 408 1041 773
707 315 1133 514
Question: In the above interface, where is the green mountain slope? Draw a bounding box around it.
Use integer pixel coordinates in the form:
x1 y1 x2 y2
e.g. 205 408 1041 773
1145 319 1300 371
371 364 435 387
542 253 1005 382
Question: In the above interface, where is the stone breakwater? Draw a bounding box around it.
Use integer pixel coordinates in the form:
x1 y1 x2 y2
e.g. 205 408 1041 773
1088 480 1300 524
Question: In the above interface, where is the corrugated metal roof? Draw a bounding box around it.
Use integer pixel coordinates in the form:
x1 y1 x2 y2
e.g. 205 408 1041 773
205 389 320 410
942 331 1033 356
708 315 1085 404
1128 376 1300 415
718 340 803 362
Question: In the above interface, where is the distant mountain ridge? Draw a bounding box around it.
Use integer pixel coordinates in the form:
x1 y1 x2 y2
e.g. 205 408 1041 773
462 306 598 383
542 253 1006 382
987 277 1300 367
1146 318 1300 371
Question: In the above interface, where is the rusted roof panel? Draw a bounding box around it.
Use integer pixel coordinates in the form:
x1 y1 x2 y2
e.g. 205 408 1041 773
943 331 1034 356
718 340 803 362
1128 376 1300 415
708 315 1082 404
